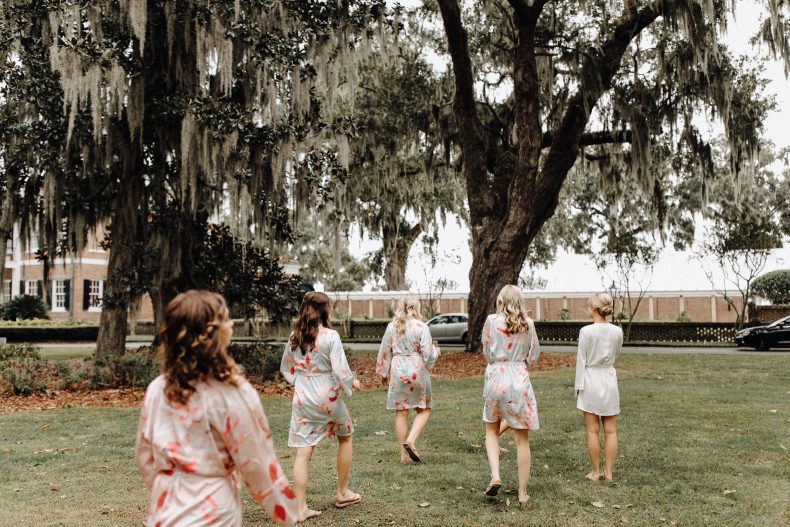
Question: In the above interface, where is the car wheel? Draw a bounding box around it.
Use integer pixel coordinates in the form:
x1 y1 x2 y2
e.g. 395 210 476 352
755 337 770 351
461 332 468 345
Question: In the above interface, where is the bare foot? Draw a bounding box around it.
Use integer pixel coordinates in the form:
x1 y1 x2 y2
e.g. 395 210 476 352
400 454 410 465
586 471 600 482
518 492 530 508
603 472 613 481
296 508 322 523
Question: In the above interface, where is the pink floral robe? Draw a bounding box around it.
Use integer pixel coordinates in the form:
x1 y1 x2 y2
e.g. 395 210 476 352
280 326 355 447
135 375 297 527
376 319 438 410
481 314 541 430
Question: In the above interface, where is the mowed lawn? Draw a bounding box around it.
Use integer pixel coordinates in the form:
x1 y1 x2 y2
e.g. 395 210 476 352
1 353 789 527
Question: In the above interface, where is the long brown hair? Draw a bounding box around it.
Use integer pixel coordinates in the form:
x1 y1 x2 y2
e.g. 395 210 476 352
290 291 332 355
158 290 239 405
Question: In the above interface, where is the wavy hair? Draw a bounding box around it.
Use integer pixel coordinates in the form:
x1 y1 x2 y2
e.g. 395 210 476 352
158 290 239 405
290 292 333 354
393 294 421 335
588 292 614 317
496 284 530 334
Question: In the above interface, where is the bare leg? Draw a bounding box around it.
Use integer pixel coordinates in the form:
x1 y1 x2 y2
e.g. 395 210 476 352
336 434 354 498
484 422 501 491
583 412 601 481
406 408 431 447
394 410 410 463
513 428 531 503
293 446 321 522
498 420 510 436
602 415 618 481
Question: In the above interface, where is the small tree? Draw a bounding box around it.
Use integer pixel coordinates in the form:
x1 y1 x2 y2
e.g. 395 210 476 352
1 295 49 321
595 236 658 341
751 269 790 305
697 212 782 329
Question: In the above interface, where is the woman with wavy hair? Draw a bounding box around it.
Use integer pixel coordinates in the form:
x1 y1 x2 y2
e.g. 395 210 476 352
376 294 440 464
575 292 623 482
281 292 361 521
480 284 540 507
135 290 297 527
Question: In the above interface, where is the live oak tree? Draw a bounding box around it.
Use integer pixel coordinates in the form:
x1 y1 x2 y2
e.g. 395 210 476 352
2 1 386 357
433 0 790 350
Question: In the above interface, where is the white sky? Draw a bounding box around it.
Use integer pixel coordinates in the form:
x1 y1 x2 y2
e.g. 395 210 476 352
348 1 790 293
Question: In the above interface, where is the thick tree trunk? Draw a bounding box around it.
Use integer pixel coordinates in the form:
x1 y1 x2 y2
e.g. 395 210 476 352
96 125 143 358
382 222 422 291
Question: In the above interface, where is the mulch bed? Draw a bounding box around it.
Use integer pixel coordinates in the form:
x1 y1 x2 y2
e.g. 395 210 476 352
0 352 575 414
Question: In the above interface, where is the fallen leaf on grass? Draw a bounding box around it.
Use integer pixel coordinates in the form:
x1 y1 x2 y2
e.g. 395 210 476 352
613 504 621 509
456 486 464 490
620 515 630 524
470 444 482 448
374 431 388 436
723 489 736 495
40 424 51 430
780 445 787 450
34 449 54 454
418 502 430 508
770 409 778 413
592 501 604 508
500 448 509 453
50 485 60 491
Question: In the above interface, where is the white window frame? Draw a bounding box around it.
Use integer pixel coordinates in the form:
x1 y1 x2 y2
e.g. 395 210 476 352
3 281 11 300
25 280 37 296
88 280 104 312
52 279 67 312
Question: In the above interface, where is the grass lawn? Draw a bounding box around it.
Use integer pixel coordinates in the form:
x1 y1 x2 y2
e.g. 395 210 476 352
37 346 97 361
1 353 788 526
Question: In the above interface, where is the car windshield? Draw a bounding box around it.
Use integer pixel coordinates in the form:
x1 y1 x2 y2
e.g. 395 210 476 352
768 315 790 327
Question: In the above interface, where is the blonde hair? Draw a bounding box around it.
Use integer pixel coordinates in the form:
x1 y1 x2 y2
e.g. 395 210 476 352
159 290 240 405
589 292 614 317
496 285 530 334
393 294 421 335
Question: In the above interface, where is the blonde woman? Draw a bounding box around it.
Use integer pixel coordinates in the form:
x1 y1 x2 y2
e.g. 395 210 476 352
376 294 440 464
575 292 623 482
481 285 540 506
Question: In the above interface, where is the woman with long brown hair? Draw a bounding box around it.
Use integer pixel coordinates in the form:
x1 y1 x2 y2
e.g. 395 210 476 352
135 290 297 527
480 285 541 507
376 294 440 464
281 292 362 522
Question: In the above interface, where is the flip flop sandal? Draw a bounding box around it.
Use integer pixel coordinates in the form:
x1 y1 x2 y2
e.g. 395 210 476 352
334 493 361 509
403 442 422 463
485 481 501 496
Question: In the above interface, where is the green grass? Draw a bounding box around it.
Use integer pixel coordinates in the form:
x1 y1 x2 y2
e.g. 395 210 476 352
1 353 789 526
37 346 97 361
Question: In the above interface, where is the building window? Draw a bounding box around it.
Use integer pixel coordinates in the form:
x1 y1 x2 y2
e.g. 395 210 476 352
88 280 103 311
3 281 11 300
53 279 67 311
25 280 37 296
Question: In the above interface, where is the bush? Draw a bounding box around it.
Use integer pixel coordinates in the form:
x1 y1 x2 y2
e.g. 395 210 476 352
676 311 693 322
752 269 790 304
0 319 92 327
91 346 160 389
0 343 46 395
1 295 49 321
227 342 282 384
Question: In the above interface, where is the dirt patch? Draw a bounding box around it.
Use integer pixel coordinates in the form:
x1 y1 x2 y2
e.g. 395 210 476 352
0 352 574 414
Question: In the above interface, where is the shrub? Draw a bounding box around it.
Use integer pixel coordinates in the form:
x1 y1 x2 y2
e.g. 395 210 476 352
1 295 49 321
676 311 693 322
0 319 92 327
559 308 571 321
91 346 160 389
227 342 282 384
752 269 790 304
0 343 46 395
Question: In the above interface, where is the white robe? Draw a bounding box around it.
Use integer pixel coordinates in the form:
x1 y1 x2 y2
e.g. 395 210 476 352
575 323 623 416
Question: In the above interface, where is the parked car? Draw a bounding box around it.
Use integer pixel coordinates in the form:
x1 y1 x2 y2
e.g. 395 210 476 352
735 315 790 351
426 313 469 344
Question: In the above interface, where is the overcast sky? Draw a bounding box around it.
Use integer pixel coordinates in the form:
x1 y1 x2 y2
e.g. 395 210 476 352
347 2 790 293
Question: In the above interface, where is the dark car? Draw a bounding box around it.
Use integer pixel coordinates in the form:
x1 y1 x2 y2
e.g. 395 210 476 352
735 315 790 351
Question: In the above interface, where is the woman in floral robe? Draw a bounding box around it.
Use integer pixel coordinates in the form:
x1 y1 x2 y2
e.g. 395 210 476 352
281 292 362 521
135 290 297 527
480 285 540 507
376 294 440 463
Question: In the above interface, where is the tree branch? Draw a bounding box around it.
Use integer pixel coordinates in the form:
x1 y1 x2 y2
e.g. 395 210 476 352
537 0 680 227
541 129 634 149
